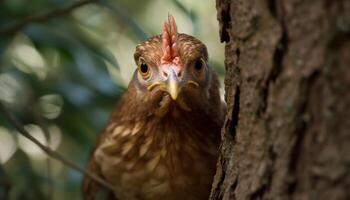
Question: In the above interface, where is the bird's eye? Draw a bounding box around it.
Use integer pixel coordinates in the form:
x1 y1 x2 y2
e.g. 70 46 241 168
138 62 150 78
140 63 148 73
194 59 204 71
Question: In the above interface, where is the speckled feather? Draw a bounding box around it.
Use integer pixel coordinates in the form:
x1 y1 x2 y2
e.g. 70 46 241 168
83 23 225 200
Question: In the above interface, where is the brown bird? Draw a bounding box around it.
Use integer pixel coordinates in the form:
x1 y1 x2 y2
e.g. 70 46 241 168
83 15 225 200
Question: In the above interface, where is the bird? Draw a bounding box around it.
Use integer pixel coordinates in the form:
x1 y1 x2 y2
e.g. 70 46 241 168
83 15 225 200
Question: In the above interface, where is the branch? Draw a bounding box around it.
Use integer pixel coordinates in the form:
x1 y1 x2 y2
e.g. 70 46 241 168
32 107 54 199
0 101 114 191
0 0 98 36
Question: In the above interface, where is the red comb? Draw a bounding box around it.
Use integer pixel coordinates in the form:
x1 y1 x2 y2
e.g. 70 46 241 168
161 15 181 68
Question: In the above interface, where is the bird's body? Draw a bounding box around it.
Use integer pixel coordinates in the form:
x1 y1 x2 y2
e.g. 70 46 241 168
83 16 225 200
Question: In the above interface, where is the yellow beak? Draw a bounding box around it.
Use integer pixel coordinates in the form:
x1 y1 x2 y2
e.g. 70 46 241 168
166 68 180 100
146 67 181 100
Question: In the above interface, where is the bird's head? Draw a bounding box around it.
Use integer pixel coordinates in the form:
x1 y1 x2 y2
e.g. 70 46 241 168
132 15 219 117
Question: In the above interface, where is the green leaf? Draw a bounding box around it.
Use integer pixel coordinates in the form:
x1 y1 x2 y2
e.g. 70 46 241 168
79 37 120 69
100 0 148 40
172 0 199 34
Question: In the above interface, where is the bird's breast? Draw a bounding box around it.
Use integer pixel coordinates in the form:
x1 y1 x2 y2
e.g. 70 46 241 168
94 120 218 200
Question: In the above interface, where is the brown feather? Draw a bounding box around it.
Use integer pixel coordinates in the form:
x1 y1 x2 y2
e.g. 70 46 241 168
83 32 225 200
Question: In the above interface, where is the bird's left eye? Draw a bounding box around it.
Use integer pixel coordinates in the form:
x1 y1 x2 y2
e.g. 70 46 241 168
138 62 150 79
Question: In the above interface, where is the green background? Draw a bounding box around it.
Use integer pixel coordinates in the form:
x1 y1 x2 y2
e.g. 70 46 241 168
0 0 224 199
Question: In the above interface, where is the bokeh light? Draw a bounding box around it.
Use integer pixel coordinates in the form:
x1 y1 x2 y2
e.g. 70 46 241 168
0 1 224 199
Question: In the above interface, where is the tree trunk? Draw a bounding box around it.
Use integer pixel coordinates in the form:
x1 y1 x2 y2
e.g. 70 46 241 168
210 0 350 199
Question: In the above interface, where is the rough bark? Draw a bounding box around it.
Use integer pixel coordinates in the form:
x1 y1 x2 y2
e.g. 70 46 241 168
211 0 350 199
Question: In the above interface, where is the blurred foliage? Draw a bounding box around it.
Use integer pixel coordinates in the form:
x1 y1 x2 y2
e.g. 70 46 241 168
0 0 224 199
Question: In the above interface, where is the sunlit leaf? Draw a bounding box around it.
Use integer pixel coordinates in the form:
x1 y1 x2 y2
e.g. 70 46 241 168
172 0 199 34
80 39 120 69
100 0 148 40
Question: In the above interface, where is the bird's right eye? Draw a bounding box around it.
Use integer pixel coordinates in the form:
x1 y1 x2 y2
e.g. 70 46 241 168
192 59 205 76
138 62 150 79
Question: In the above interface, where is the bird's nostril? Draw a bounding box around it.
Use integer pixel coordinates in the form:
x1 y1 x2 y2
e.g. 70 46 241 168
163 71 168 78
177 71 182 77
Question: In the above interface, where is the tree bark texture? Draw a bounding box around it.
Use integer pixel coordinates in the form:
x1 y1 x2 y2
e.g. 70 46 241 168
211 0 350 199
